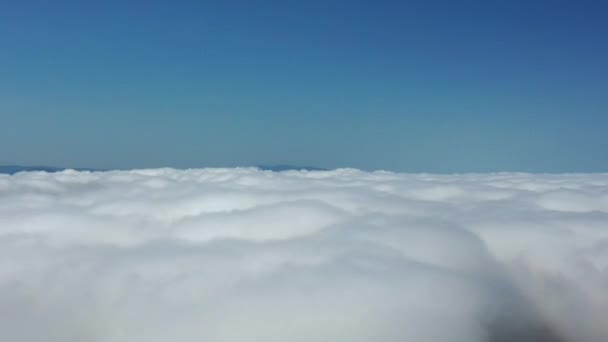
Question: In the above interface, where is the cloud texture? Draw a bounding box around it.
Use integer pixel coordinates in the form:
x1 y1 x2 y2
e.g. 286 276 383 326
1 168 608 342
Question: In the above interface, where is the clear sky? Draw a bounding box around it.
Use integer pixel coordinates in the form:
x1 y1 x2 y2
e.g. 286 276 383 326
0 1 606 172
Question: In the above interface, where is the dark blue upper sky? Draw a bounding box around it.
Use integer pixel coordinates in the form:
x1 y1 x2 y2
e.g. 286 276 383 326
1 1 606 172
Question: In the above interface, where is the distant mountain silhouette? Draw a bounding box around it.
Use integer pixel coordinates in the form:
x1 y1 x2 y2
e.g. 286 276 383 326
256 165 328 172
0 164 328 174
0 165 99 174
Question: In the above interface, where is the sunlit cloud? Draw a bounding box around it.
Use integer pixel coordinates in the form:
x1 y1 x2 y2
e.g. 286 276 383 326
1 168 607 341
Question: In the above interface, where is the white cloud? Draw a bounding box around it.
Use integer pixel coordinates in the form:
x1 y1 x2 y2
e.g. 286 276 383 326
1 168 608 341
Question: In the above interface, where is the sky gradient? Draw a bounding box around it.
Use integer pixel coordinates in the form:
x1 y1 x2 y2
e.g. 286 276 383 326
1 1 607 172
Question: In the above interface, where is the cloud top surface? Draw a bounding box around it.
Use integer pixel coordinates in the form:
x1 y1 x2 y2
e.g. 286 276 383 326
1 168 608 342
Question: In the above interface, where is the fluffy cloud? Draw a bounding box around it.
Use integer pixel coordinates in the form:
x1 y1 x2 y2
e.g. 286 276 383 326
1 168 607 342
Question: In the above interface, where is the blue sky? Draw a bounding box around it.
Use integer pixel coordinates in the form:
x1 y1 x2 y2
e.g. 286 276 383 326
0 1 606 172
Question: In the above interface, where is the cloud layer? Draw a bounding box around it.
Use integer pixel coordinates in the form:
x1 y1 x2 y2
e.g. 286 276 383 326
1 168 608 342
